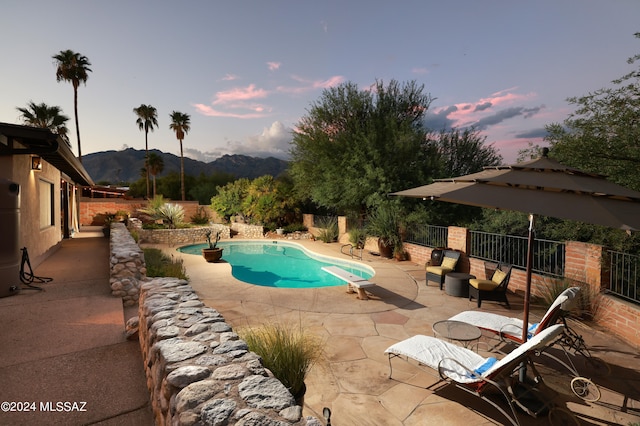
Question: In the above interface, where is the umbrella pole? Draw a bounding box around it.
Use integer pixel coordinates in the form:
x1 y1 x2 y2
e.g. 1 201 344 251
519 214 535 383
522 214 535 343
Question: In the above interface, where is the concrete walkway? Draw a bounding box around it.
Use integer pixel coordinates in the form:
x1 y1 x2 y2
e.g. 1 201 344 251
172 237 640 426
0 229 153 426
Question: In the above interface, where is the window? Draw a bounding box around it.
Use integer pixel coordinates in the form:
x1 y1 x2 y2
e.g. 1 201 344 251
39 179 54 228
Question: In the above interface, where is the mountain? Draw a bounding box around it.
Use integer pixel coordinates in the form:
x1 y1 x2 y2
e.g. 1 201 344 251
82 148 289 184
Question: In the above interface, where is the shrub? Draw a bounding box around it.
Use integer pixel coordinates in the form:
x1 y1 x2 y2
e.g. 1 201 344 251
348 227 367 249
284 223 308 233
191 206 211 225
144 248 188 280
316 216 338 243
238 322 323 398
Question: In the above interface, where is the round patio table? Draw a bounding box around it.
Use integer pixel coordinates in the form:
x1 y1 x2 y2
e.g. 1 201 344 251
432 320 482 348
444 272 475 297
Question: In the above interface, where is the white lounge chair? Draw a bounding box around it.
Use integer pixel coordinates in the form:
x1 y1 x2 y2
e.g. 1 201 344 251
385 324 576 426
449 287 604 401
449 287 581 343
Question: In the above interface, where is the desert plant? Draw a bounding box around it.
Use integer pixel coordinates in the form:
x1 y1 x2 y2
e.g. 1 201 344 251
365 202 404 257
205 229 221 249
191 206 211 225
156 203 185 228
316 216 338 243
348 227 367 249
239 322 323 399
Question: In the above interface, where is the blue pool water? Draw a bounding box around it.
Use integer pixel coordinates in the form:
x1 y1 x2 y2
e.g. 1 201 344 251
178 241 374 288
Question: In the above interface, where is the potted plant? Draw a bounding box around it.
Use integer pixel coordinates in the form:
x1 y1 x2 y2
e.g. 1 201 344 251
202 229 223 262
102 213 116 237
365 203 403 259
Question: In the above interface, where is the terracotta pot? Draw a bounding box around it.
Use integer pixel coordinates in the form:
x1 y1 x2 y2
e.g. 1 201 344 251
377 239 393 258
202 248 223 262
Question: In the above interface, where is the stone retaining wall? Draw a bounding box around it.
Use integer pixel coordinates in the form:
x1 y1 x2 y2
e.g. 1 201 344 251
110 223 146 306
137 225 231 246
138 278 321 426
229 223 265 239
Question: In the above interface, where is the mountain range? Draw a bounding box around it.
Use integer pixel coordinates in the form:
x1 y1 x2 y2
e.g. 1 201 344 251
82 148 289 184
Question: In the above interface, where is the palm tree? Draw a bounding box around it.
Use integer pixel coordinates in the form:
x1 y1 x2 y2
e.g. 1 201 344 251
169 111 191 201
133 104 158 199
16 101 70 143
52 50 92 162
147 152 164 198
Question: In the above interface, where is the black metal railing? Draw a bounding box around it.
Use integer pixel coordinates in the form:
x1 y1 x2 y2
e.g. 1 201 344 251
404 225 448 249
608 250 640 303
469 231 565 276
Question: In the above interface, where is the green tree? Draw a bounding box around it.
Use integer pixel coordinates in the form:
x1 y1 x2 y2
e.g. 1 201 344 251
52 49 92 161
211 178 251 221
16 101 70 143
169 111 191 201
432 127 502 177
133 104 158 199
147 152 164 198
290 79 439 216
546 32 640 191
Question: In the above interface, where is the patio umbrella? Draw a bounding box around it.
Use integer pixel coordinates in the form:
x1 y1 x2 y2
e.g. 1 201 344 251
391 149 640 342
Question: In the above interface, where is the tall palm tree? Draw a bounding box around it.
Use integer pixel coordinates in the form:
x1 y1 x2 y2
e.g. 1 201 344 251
147 152 164 198
169 111 191 201
16 101 70 143
52 49 92 162
133 104 158 199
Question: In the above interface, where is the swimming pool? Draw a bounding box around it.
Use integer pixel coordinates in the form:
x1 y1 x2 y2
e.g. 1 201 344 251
178 240 374 288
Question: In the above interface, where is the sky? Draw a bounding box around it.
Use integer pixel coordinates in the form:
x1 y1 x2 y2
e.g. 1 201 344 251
2 1 639 165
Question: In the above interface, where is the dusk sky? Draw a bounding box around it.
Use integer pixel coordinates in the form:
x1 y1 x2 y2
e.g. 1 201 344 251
2 1 639 164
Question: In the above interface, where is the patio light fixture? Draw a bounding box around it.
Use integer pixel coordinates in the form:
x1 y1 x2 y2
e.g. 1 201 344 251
31 156 42 171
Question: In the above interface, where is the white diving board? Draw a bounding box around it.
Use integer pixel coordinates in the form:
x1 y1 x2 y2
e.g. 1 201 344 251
321 266 376 300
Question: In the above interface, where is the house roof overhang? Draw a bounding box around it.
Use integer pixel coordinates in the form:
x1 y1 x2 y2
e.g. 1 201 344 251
0 122 94 186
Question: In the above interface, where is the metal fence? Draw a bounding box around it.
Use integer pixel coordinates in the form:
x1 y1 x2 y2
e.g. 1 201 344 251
608 250 640 303
404 225 448 249
469 231 565 276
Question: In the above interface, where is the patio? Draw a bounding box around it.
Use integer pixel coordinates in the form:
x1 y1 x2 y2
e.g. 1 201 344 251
0 232 638 425
174 237 640 425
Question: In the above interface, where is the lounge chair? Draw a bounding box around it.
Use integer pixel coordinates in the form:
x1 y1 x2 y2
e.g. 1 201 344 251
449 287 604 401
385 324 575 426
468 262 512 308
425 249 460 289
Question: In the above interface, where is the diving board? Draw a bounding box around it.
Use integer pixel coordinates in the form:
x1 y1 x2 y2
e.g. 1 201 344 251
321 266 376 300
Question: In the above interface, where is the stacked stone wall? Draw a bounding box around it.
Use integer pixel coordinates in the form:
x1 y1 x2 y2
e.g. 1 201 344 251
109 223 146 306
137 278 321 426
137 225 231 246
229 223 265 239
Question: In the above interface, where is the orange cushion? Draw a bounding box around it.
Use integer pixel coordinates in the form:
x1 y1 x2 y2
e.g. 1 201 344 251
469 279 500 291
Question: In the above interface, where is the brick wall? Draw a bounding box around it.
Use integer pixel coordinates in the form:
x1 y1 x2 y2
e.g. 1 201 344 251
80 199 211 225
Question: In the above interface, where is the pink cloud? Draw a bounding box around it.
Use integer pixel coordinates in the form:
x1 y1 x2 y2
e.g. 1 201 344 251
267 62 281 71
192 103 269 119
221 74 240 81
213 84 268 105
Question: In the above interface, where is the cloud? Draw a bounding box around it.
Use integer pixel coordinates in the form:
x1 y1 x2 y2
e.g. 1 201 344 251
515 127 548 139
213 84 268 105
221 74 239 81
320 20 328 33
277 75 345 94
183 121 293 161
411 67 429 75
192 103 269 119
267 62 281 71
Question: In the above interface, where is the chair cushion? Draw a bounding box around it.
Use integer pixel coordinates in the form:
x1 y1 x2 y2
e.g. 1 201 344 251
441 256 458 270
426 266 452 276
469 279 500 291
492 269 507 285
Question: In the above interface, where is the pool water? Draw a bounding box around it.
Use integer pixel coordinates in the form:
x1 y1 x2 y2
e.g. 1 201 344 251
178 241 374 288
